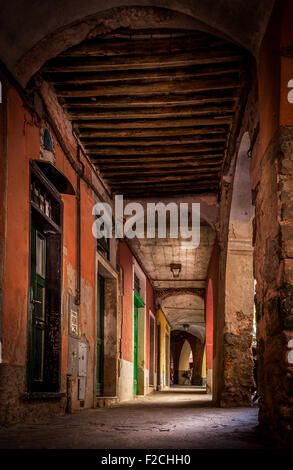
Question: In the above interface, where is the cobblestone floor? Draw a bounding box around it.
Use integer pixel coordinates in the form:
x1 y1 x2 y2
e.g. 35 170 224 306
0 388 279 449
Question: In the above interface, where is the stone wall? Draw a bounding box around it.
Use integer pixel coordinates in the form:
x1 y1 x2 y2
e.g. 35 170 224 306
254 127 293 443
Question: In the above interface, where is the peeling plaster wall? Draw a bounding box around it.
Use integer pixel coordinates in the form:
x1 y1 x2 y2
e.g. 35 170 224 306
0 78 103 423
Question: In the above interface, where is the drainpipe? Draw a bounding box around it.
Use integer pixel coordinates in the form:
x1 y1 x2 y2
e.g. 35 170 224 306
75 145 84 306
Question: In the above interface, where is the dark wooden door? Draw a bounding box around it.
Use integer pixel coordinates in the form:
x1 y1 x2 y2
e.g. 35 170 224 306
29 226 47 391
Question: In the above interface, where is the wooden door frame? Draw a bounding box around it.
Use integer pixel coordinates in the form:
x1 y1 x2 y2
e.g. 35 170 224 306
27 162 63 393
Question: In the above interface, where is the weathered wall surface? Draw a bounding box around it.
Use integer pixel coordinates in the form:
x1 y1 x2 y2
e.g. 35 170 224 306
254 128 293 443
0 72 8 366
250 0 293 444
0 79 102 423
206 241 219 394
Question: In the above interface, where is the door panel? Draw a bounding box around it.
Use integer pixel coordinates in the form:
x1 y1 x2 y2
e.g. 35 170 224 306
97 275 104 396
29 227 46 390
133 303 138 395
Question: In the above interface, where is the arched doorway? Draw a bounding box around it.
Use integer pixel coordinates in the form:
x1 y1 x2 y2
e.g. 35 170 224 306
215 131 255 406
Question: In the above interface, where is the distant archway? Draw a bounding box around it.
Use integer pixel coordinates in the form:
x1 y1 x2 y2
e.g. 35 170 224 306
178 340 192 385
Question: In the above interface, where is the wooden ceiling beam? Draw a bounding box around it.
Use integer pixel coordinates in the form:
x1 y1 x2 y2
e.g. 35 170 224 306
124 188 218 197
64 89 238 108
67 104 234 120
110 178 219 187
86 143 225 156
101 167 221 178
82 135 226 147
91 152 223 164
44 63 242 85
98 160 222 175
55 76 239 97
96 159 223 170
59 36 231 57
77 126 228 138
44 49 245 72
75 117 232 128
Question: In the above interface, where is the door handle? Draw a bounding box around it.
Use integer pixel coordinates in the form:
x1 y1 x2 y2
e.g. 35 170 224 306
35 320 46 327
31 299 42 304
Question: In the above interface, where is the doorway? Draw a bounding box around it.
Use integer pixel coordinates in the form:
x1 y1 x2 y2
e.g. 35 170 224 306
29 226 47 390
96 275 104 396
133 290 144 395
149 313 155 387
28 163 63 393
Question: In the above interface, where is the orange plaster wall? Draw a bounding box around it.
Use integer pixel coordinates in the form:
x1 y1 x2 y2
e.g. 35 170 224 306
3 83 97 381
3 88 39 365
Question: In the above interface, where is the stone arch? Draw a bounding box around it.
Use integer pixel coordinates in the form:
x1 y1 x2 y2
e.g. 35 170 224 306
218 131 255 406
178 340 192 384
161 293 205 343
0 2 274 86
170 330 205 386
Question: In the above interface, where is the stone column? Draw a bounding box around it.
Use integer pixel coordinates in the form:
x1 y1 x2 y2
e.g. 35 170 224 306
254 129 293 443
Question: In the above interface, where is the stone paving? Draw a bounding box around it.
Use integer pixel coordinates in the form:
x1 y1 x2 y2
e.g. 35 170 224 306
0 387 279 449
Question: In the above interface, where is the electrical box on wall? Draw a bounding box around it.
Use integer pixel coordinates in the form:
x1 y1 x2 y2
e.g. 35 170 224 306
78 342 87 377
78 377 86 401
67 336 78 376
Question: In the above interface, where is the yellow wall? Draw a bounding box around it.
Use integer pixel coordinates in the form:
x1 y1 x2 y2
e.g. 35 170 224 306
156 308 171 387
201 344 207 379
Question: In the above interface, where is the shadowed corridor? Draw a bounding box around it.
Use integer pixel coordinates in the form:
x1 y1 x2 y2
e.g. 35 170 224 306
0 388 277 449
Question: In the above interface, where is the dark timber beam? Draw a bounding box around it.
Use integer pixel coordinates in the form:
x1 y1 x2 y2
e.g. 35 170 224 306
63 90 238 107
76 126 228 138
91 152 224 164
85 144 225 156
59 36 231 57
44 49 245 72
44 64 242 85
66 104 234 120
75 117 232 128
55 76 239 97
80 135 226 146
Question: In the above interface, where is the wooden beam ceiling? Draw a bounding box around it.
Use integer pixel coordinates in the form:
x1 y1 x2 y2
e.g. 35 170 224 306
40 28 250 198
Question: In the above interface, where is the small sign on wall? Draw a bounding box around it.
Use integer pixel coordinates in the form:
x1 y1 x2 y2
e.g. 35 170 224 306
68 294 79 338
70 308 79 337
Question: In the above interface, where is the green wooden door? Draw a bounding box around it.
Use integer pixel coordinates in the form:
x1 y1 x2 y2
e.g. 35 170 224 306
29 226 47 391
97 275 104 396
133 290 145 396
133 302 138 395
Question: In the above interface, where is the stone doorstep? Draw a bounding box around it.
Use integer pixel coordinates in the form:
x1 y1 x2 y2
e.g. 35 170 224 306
96 396 119 408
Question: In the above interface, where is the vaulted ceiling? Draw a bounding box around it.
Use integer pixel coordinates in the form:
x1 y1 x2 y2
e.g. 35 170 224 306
39 27 250 198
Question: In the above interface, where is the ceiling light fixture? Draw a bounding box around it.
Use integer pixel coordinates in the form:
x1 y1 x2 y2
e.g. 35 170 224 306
170 263 181 278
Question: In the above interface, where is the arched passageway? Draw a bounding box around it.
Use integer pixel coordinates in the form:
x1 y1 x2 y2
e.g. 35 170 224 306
0 0 293 449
